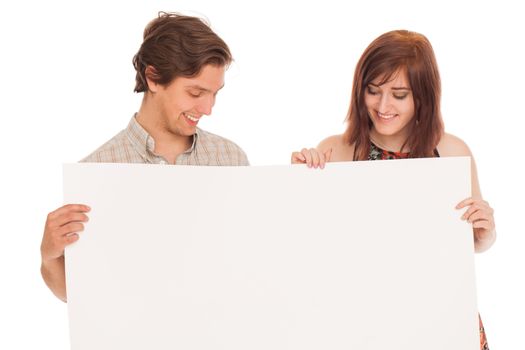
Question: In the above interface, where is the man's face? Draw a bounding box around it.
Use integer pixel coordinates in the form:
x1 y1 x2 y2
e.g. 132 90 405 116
154 64 226 137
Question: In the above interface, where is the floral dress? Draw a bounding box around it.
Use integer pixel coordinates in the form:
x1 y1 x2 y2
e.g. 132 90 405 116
368 142 490 350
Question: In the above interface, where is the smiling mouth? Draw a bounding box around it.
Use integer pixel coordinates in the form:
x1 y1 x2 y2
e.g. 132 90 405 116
377 112 397 120
184 113 200 123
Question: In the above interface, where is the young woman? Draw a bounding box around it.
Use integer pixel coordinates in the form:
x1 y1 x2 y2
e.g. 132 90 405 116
291 30 494 350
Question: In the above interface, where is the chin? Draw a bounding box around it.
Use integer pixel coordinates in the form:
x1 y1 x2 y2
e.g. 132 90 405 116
167 127 192 138
372 125 397 136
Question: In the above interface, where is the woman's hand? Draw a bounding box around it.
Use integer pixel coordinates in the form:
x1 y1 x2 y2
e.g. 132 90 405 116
456 197 496 252
291 148 332 168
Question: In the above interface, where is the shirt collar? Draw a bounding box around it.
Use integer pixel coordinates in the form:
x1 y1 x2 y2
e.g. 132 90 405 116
125 114 200 162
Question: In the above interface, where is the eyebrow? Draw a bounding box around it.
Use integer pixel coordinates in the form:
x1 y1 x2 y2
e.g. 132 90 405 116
186 84 225 93
368 83 411 91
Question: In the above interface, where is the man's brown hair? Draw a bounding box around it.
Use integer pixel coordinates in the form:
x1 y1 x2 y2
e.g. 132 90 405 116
132 12 232 93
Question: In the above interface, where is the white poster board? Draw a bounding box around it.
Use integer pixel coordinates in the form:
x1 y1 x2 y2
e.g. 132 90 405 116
64 158 478 350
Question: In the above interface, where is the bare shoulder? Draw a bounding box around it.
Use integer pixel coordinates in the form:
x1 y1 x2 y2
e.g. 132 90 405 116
436 133 473 157
318 134 355 162
317 135 342 151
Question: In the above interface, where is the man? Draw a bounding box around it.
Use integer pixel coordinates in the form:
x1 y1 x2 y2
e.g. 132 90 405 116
40 12 248 302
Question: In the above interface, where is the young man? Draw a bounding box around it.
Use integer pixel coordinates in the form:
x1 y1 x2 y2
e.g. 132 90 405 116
40 12 248 302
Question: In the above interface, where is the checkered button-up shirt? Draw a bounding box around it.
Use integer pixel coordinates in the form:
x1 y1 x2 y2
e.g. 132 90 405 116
81 116 249 166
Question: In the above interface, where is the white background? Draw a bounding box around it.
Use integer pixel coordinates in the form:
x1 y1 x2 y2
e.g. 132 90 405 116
0 0 523 349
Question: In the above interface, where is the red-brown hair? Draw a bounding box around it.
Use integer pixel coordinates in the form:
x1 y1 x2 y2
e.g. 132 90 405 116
344 30 444 160
132 12 232 93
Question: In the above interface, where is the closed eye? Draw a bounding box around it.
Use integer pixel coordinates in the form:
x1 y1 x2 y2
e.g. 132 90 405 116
393 93 409 100
367 86 379 95
188 91 202 98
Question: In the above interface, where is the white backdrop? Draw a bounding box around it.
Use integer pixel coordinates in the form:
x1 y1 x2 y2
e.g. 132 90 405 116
0 1 523 349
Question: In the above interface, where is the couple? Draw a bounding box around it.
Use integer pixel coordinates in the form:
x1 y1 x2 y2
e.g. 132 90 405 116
40 12 494 349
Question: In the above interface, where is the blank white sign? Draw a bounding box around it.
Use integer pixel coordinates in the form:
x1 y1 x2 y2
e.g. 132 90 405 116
64 158 478 350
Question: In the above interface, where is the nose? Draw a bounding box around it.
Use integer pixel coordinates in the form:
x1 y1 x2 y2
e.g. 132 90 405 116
196 95 215 116
378 93 391 112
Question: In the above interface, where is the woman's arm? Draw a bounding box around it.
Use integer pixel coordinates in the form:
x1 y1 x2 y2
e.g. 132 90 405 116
437 133 496 252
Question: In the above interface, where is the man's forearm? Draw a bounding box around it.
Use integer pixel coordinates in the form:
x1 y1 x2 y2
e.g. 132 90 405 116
41 256 67 302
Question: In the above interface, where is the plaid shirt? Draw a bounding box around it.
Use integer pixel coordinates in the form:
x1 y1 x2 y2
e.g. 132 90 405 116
81 116 249 166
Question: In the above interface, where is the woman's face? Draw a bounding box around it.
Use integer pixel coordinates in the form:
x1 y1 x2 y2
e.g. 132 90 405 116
364 69 415 144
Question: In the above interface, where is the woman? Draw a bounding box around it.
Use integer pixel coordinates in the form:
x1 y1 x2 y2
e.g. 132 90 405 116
291 30 494 349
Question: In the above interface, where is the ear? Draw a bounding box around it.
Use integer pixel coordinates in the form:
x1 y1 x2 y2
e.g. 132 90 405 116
145 65 160 93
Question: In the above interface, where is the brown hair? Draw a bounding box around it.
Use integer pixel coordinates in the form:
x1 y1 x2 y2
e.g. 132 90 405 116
343 30 444 160
132 12 233 93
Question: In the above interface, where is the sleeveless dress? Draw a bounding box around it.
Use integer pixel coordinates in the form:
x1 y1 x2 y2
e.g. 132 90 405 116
368 142 490 350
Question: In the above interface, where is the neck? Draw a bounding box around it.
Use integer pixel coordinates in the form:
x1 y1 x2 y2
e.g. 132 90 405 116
136 95 192 164
369 129 409 153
